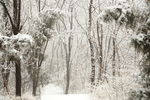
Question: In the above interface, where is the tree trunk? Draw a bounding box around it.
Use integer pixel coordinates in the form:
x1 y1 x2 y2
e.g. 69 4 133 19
112 27 117 76
97 22 104 81
65 50 70 94
15 60 21 96
0 0 22 96
32 1 42 95
65 7 73 94
38 0 41 12
13 0 21 35
13 0 22 96
88 0 95 85
32 73 38 96
89 39 95 85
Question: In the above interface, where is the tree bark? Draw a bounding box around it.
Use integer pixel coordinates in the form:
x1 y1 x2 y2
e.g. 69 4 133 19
13 0 22 96
15 59 21 96
89 39 95 85
88 0 95 85
112 25 117 76
65 7 73 94
31 2 49 95
65 36 71 94
112 37 116 76
32 70 38 96
38 0 41 12
13 0 21 34
97 22 104 81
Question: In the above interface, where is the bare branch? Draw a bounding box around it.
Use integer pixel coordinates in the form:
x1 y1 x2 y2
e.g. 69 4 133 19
0 1 14 29
17 0 21 30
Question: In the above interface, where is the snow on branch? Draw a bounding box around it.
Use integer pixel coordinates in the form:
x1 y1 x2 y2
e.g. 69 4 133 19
97 1 134 27
38 9 65 29
0 0 14 30
31 9 66 39
0 33 34 59
131 18 150 54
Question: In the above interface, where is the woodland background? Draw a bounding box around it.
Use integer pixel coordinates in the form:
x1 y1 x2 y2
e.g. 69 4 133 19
0 0 149 100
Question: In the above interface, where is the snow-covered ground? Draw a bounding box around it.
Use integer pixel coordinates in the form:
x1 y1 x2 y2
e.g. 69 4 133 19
41 84 64 94
41 94 91 100
0 84 91 100
41 84 91 100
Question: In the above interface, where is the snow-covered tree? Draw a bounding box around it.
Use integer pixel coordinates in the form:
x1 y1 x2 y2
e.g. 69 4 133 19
96 0 150 99
0 0 30 96
130 18 150 100
26 8 64 96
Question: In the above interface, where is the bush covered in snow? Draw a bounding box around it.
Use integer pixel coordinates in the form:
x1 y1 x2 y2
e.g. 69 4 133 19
97 1 134 26
38 9 65 29
130 18 150 100
0 33 34 60
33 8 65 39
131 19 150 54
97 0 149 29
91 75 141 100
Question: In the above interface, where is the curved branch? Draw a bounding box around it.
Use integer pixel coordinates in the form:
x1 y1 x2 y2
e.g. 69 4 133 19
0 1 14 29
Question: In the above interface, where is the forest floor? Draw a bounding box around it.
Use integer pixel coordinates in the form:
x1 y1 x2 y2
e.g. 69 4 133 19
40 94 91 100
40 84 91 100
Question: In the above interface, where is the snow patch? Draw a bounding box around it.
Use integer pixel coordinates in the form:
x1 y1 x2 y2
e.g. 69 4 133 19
41 84 64 95
41 94 91 100
132 34 145 42
41 84 91 100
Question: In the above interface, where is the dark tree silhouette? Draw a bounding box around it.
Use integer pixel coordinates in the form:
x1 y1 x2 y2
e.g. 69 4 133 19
0 0 22 96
